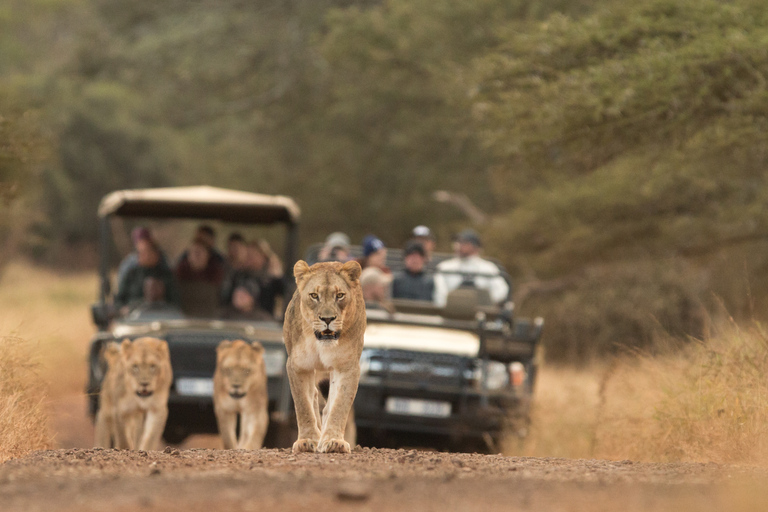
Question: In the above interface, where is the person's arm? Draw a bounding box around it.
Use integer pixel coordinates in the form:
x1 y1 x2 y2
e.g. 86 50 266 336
433 271 448 307
163 272 181 306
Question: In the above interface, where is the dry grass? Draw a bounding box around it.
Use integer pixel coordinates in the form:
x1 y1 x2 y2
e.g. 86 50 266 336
508 322 768 465
0 336 51 462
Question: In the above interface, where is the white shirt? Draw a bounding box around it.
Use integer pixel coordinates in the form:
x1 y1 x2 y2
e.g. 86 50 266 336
433 255 510 307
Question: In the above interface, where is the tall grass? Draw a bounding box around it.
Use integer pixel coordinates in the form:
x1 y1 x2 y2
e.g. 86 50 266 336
510 323 768 465
0 336 51 462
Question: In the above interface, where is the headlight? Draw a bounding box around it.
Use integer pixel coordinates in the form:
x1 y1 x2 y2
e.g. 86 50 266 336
484 360 509 390
465 360 509 390
263 349 286 377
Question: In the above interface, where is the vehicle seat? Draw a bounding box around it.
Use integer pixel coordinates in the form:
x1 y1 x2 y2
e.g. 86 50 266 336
443 287 492 320
178 281 220 318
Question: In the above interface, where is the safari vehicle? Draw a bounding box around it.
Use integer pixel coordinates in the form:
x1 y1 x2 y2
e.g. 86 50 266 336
87 186 298 445
308 246 544 452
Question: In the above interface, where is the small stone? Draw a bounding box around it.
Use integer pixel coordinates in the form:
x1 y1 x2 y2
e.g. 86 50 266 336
336 483 370 502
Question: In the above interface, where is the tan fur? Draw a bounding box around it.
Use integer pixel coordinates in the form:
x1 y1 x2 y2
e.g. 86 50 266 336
213 340 269 450
283 260 365 454
93 337 172 451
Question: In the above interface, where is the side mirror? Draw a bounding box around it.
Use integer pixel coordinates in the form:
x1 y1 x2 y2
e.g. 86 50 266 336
91 303 112 330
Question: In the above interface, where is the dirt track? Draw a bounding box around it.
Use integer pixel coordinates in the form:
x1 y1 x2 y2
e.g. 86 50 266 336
2 447 766 512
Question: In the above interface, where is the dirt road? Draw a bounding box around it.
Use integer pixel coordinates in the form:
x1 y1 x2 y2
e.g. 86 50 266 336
1 447 766 512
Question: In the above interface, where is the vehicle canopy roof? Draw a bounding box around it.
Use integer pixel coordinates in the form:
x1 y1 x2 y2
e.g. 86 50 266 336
98 185 300 224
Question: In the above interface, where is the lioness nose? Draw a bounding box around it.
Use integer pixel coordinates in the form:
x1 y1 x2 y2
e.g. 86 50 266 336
320 316 336 326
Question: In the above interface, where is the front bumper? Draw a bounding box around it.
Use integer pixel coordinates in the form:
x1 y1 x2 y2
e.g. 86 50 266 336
353 380 528 439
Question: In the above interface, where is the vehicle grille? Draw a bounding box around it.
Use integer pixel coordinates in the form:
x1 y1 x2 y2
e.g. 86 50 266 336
363 349 472 387
164 331 246 376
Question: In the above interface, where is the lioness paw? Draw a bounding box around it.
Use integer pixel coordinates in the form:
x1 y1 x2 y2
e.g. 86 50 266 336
318 438 350 454
292 438 317 453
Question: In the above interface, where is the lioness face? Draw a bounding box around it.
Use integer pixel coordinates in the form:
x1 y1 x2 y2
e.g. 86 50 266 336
216 340 264 399
295 262 361 343
122 337 171 398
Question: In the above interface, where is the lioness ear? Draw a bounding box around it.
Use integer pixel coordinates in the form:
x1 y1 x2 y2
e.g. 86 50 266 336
293 260 310 283
121 338 132 355
217 340 233 360
340 260 362 283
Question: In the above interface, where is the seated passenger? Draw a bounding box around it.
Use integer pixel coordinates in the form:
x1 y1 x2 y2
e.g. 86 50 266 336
125 277 184 320
116 227 169 285
175 237 226 286
192 224 226 267
411 225 436 263
433 229 509 308
391 241 435 301
220 282 272 321
318 232 352 263
115 238 180 314
220 239 281 317
226 232 247 270
360 266 393 312
358 235 390 273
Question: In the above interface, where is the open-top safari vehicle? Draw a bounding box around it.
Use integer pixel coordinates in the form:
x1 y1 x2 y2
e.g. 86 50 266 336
306 245 544 452
87 186 299 445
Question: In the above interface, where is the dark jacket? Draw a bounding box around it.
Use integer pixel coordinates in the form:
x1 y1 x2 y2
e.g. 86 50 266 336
115 261 180 309
391 270 435 301
220 269 284 316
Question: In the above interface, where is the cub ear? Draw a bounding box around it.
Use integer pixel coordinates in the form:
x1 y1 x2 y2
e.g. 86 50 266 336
120 338 132 355
250 341 265 354
340 260 362 283
217 340 233 361
293 260 310 283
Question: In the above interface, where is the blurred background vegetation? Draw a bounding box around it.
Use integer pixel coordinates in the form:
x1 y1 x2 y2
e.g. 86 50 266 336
3 0 768 361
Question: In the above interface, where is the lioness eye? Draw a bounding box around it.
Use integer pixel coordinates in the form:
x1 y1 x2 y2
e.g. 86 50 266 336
309 293 319 299
336 292 345 299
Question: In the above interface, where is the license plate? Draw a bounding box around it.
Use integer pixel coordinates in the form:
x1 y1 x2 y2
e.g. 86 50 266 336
385 397 451 418
176 378 214 397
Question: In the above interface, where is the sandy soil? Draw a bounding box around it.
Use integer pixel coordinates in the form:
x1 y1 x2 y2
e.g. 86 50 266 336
1 447 766 512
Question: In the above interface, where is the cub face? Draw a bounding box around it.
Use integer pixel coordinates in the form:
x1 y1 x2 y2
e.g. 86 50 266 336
216 340 265 399
121 337 172 398
293 260 362 343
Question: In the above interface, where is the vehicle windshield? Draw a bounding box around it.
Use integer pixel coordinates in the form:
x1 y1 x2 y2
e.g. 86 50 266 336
108 217 288 322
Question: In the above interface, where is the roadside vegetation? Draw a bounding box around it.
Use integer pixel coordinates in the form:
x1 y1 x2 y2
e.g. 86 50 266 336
0 336 51 462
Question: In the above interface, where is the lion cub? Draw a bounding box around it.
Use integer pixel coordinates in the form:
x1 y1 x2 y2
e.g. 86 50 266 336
213 340 269 450
94 337 173 451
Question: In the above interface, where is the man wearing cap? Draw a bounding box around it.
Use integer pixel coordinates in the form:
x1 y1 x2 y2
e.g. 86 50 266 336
359 235 390 273
318 231 352 263
411 225 436 262
391 241 435 301
433 229 509 307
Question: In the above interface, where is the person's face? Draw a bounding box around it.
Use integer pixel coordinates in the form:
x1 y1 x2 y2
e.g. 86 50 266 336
367 248 387 269
197 229 215 248
247 245 267 270
188 243 210 272
404 252 425 273
136 239 160 267
232 287 255 312
457 241 479 258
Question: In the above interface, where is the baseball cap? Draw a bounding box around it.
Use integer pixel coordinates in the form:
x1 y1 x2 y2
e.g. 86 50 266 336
456 229 482 247
403 241 426 257
412 225 433 239
362 235 386 257
324 232 350 249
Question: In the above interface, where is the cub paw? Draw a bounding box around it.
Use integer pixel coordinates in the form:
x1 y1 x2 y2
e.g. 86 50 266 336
318 438 350 454
292 438 317 453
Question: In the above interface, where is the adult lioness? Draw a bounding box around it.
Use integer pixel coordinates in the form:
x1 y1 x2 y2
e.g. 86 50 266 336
94 337 172 451
284 260 365 454
213 339 269 450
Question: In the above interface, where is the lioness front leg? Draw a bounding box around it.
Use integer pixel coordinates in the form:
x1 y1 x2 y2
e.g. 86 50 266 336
216 409 238 450
287 360 321 453
318 366 360 454
239 411 269 450
137 408 168 451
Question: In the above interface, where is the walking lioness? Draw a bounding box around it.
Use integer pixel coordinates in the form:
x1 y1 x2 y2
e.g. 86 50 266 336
213 339 269 449
94 337 172 450
284 260 365 454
